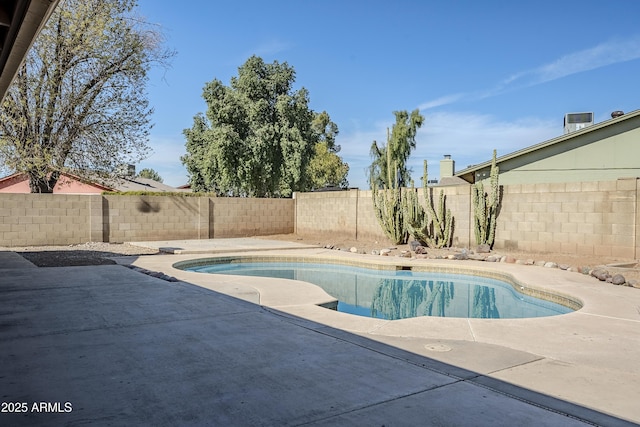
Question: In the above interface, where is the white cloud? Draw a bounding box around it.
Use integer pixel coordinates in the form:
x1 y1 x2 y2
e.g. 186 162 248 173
413 112 557 169
418 93 465 111
419 35 640 112
514 35 640 86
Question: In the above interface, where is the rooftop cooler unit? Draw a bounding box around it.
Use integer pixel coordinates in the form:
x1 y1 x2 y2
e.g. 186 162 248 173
564 112 593 134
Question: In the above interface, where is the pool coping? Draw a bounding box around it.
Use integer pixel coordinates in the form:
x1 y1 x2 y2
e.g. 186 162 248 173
115 245 640 423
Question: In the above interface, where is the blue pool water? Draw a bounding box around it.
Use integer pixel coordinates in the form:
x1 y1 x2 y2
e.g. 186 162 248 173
185 261 574 320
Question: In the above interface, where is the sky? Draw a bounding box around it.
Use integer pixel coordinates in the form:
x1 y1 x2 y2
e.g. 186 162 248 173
135 0 640 189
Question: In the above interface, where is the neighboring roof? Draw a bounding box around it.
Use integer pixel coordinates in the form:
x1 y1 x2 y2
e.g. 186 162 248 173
455 109 640 183
0 172 179 193
0 171 115 193
435 176 469 186
0 0 60 100
109 177 179 193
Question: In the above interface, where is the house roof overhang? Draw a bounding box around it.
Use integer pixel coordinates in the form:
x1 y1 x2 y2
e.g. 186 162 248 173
455 109 640 184
0 0 60 101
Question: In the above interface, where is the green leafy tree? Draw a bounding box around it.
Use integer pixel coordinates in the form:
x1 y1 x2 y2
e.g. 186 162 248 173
137 168 163 183
369 109 424 189
0 0 174 193
308 142 349 189
307 111 348 189
182 56 342 197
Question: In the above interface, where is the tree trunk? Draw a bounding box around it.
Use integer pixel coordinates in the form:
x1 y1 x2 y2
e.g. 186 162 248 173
28 171 59 193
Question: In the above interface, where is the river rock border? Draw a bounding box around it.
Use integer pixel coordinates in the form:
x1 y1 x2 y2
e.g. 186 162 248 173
322 243 640 289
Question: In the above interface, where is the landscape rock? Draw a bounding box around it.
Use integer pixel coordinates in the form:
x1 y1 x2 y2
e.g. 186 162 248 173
371 250 379 256
399 250 412 258
611 274 626 285
558 264 570 270
544 262 558 268
503 256 516 264
591 268 610 281
380 248 391 256
485 255 499 262
409 240 421 251
454 252 468 260
534 260 546 267
515 259 527 265
415 254 428 259
468 254 485 261
476 244 491 253
349 247 358 253
414 245 428 255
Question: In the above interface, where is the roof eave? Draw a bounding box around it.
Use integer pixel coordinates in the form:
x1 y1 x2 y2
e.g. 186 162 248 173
454 109 640 180
0 0 60 101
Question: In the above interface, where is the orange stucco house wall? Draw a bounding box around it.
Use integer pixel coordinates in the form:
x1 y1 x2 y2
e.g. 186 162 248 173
0 173 113 194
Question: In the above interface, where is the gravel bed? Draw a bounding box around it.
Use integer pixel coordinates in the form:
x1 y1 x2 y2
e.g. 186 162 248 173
13 242 159 267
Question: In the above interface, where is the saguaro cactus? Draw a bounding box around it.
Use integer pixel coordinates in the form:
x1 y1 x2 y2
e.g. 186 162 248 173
472 149 500 248
404 160 453 248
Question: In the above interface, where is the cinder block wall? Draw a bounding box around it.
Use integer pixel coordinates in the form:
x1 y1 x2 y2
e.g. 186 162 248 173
293 180 639 258
0 194 92 245
211 198 294 237
0 194 294 246
295 190 360 239
353 190 387 242
496 179 638 258
295 187 474 247
2 179 639 260
103 195 202 242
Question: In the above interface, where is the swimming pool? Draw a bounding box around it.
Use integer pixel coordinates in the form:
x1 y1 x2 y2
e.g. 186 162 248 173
180 259 577 320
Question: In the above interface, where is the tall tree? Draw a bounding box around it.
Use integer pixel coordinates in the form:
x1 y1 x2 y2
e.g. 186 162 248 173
307 111 349 189
182 56 344 197
307 141 349 189
0 0 174 193
137 167 163 182
369 109 424 189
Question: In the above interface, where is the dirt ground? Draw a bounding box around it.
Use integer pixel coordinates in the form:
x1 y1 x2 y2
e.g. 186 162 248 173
9 233 640 285
259 232 629 266
13 242 159 267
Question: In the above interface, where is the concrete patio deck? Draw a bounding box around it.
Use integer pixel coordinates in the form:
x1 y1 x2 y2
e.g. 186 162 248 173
1 238 639 426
